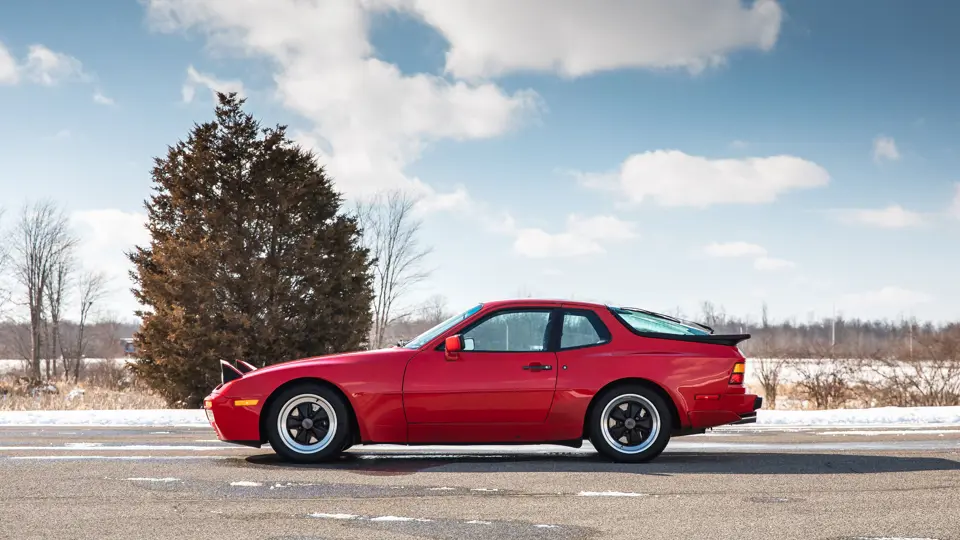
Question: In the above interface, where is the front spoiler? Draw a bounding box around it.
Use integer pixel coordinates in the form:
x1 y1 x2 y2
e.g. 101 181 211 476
222 439 264 448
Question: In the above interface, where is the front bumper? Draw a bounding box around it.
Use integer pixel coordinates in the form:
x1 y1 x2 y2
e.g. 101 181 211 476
204 389 264 444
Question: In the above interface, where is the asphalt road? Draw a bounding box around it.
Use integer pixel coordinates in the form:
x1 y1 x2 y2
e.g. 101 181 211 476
1 425 958 540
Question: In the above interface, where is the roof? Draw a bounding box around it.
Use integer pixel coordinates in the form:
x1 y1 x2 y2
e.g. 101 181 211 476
477 298 609 310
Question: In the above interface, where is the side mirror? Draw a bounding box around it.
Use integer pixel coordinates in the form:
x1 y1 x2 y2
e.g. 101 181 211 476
444 335 464 360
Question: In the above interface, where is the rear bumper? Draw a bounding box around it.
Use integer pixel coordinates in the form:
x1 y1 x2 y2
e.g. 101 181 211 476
731 397 763 424
688 393 762 429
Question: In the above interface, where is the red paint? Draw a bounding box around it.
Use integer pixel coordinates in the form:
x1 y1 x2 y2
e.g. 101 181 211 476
204 299 760 447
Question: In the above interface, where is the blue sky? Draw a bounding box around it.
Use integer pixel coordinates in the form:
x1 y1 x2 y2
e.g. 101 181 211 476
1 0 958 324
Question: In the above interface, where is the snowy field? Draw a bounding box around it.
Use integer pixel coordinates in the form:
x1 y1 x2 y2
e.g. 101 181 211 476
0 358 134 374
1 406 959 428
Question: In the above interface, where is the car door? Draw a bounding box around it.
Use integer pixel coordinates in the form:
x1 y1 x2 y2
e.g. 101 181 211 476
403 308 559 426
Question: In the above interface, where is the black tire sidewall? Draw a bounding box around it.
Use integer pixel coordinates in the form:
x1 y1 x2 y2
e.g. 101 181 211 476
589 385 673 463
266 383 351 463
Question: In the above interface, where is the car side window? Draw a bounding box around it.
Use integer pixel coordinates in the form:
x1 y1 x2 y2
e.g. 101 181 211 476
560 310 611 350
462 310 551 352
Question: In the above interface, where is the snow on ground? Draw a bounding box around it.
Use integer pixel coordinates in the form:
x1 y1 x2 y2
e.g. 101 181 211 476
0 406 959 428
756 406 960 427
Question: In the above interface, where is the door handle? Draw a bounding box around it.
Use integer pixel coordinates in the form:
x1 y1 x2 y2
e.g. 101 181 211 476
522 364 552 371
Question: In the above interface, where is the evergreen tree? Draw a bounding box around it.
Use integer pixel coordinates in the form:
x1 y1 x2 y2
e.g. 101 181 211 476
129 93 373 407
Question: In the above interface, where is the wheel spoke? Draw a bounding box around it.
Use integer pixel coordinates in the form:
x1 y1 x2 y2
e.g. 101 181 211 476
609 425 626 440
626 402 638 419
296 403 311 419
610 407 626 422
637 415 653 429
625 429 634 446
294 428 307 444
286 416 301 430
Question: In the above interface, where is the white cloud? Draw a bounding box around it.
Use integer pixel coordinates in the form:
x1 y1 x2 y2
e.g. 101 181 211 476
395 0 783 79
753 256 794 271
0 42 85 86
512 215 637 259
702 241 795 271
729 140 749 150
413 186 471 215
70 210 150 320
182 65 245 103
21 45 86 86
840 286 931 309
872 135 900 162
703 241 766 258
93 91 115 105
579 150 829 208
147 1 539 198
0 41 18 85
835 205 926 229
949 183 960 220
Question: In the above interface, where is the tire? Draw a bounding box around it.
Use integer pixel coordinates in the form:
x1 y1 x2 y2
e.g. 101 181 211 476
588 385 673 463
265 382 351 464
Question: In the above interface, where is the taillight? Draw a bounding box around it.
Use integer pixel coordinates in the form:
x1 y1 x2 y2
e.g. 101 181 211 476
729 362 745 385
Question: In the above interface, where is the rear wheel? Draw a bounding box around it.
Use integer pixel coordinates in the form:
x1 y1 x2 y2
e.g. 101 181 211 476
588 385 672 463
265 383 350 463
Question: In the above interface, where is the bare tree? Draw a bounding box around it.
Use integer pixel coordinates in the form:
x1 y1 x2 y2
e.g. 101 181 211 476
417 294 449 326
0 207 14 317
68 271 107 382
11 201 76 380
355 190 432 348
45 256 72 379
793 343 857 409
862 329 960 407
753 353 788 409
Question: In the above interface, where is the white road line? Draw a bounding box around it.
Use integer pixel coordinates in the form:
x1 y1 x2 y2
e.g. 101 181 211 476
578 491 646 497
5 455 230 461
0 445 232 451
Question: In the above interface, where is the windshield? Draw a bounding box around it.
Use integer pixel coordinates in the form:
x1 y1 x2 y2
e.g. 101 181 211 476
611 307 711 336
403 303 483 349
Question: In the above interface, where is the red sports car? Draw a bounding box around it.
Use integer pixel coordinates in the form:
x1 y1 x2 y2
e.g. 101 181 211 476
204 299 761 463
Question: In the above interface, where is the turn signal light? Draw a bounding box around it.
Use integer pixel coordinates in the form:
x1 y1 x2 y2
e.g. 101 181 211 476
729 362 745 385
234 399 259 407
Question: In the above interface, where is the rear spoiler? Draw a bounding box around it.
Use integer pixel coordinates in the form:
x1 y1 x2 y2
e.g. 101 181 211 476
631 332 751 347
220 359 258 384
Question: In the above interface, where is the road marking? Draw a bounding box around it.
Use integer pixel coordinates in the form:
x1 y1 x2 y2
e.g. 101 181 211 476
127 477 180 482
578 491 646 497
229 481 262 487
0 445 231 451
5 455 229 461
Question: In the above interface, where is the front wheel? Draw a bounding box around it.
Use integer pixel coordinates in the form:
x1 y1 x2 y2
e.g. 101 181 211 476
589 386 673 463
265 383 351 463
